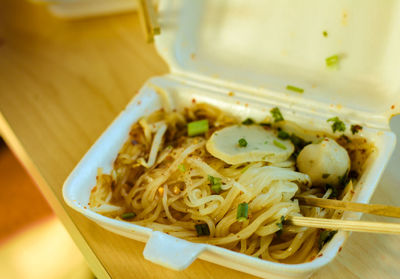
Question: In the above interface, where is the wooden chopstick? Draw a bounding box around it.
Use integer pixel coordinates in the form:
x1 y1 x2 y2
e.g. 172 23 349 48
145 0 160 35
288 216 400 235
137 0 160 43
296 196 400 218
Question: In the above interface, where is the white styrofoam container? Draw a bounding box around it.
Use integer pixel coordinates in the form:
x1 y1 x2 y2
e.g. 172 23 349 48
63 0 400 278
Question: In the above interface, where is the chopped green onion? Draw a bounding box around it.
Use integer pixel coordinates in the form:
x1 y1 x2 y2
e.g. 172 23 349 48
270 107 284 122
327 117 346 133
208 175 222 186
238 138 248 147
351 124 363 135
264 140 269 144
211 184 222 194
276 216 285 237
121 212 136 220
286 85 304 94
273 140 287 150
195 223 210 236
326 55 339 67
208 175 222 194
325 184 338 198
187 119 209 136
242 118 254 125
277 130 290 140
323 30 328 37
276 216 285 230
237 202 249 222
319 230 337 250
322 173 330 179
178 164 186 172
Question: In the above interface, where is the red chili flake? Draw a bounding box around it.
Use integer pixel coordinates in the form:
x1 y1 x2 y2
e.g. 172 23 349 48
338 247 343 253
191 53 196 60
244 103 249 107
228 91 234 96
310 256 316 261
88 202 91 206
137 100 142 105
236 101 240 105
391 105 395 109
83 206 87 209
192 98 196 103
318 253 323 258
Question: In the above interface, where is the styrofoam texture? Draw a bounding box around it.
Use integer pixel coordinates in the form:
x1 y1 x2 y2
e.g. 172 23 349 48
155 0 400 129
63 75 396 279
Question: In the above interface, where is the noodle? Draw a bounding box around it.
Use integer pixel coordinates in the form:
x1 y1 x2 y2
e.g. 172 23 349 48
89 103 372 264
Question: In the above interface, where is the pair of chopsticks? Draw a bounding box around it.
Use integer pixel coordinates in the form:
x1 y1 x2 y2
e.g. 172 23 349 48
137 0 160 43
290 196 400 235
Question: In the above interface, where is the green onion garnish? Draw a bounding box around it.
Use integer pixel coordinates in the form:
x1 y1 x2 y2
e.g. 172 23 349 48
350 124 363 135
121 212 136 220
270 107 284 122
238 138 248 147
211 184 222 194
242 118 254 125
208 175 222 194
326 55 339 67
276 216 285 237
273 140 286 150
178 164 186 172
195 223 210 236
323 30 328 37
327 116 345 133
237 202 249 222
318 230 337 250
277 130 290 140
286 85 304 94
187 119 209 136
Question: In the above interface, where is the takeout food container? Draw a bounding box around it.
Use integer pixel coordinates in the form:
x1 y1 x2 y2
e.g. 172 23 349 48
63 0 400 278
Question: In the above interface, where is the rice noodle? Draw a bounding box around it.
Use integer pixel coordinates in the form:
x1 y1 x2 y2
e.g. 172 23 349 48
89 103 371 264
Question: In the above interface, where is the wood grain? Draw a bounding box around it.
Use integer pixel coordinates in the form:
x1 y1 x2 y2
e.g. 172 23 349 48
297 196 400 218
289 216 400 235
0 0 399 278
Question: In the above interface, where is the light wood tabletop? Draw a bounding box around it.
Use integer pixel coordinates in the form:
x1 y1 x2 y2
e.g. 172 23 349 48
1 1 399 278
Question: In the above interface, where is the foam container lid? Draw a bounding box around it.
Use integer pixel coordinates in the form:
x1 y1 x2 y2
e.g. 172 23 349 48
156 0 400 128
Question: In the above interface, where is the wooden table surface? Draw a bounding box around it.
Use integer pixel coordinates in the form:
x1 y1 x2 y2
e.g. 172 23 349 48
1 1 399 278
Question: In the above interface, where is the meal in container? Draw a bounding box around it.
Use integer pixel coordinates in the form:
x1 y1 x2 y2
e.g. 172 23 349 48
89 97 372 264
